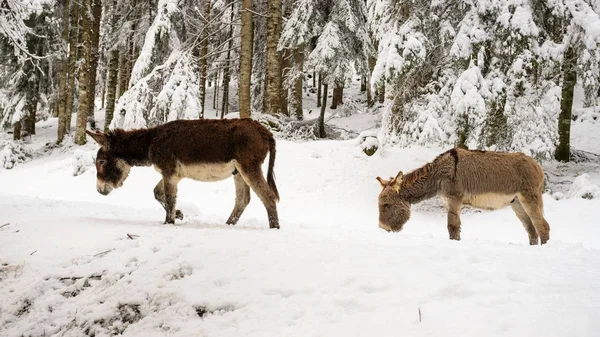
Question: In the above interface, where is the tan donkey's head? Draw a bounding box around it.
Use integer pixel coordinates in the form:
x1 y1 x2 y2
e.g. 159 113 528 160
376 171 411 232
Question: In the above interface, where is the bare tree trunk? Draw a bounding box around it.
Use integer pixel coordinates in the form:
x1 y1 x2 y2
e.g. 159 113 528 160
292 44 304 120
239 0 253 119
312 71 315 88
317 72 321 108
330 84 339 109
279 48 290 116
86 0 102 130
318 81 327 138
221 3 234 118
75 0 91 145
214 71 220 113
199 0 211 119
65 0 80 134
264 0 282 116
117 52 128 99
378 81 385 103
368 37 378 107
360 76 366 92
104 49 119 131
555 44 577 162
13 121 21 140
57 0 71 143
25 80 39 136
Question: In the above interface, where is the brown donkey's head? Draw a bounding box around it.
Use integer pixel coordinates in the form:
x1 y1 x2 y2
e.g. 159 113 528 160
86 130 131 196
376 171 411 232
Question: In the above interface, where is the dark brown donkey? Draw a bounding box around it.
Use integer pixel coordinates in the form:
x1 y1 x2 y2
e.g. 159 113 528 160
376 148 550 245
86 118 280 228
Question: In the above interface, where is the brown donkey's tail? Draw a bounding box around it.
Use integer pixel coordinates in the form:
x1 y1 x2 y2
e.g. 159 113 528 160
267 137 280 201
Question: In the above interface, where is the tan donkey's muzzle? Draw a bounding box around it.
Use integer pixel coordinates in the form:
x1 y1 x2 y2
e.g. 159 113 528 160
379 222 402 232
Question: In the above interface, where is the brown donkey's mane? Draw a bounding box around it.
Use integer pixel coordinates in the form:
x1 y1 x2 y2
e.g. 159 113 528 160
103 128 157 166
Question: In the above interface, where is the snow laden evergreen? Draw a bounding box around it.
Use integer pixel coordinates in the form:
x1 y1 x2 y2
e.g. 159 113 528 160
111 0 200 129
280 0 372 94
0 1 58 132
370 0 600 159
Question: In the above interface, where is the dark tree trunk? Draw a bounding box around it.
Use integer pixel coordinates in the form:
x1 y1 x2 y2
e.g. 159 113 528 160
221 3 235 118
317 72 322 108
86 0 102 130
292 44 304 120
318 82 328 138
13 121 21 140
555 44 577 162
378 81 385 103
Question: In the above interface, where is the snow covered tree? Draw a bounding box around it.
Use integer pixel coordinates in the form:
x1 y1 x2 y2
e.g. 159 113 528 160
371 0 600 160
280 0 372 133
0 1 60 140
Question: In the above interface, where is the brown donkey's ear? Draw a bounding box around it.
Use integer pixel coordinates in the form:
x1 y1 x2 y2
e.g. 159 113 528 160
86 130 109 149
391 171 403 192
376 176 389 188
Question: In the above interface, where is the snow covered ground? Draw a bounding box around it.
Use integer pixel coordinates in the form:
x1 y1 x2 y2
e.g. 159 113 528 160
2 113 600 336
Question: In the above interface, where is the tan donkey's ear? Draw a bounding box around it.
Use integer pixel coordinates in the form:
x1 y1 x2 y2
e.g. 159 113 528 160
376 176 389 188
390 171 403 192
86 130 109 149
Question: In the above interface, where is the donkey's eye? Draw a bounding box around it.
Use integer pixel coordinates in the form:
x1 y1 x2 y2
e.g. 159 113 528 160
97 159 107 167
383 203 391 208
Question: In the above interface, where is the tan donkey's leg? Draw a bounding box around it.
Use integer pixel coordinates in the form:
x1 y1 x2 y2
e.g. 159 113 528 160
446 198 462 241
510 198 539 245
237 165 279 229
153 179 183 220
226 173 251 225
518 193 550 244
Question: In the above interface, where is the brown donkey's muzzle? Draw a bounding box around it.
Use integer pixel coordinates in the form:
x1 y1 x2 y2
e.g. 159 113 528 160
96 180 114 196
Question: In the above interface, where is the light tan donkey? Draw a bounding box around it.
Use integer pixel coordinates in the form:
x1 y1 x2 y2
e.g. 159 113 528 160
376 148 550 245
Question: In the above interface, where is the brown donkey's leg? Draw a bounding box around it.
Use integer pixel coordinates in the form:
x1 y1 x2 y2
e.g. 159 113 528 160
226 173 251 225
153 179 183 220
518 193 550 244
237 165 279 229
162 176 182 224
510 198 539 245
446 198 462 240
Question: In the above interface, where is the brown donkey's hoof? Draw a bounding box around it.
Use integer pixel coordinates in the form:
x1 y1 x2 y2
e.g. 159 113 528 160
176 210 184 220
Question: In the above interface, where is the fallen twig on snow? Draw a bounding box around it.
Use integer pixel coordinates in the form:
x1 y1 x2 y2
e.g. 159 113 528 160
94 249 115 257
418 307 422 322
0 223 11 229
126 234 139 240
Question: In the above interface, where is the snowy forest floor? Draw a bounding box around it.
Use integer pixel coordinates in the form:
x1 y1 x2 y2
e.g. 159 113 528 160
1 80 600 336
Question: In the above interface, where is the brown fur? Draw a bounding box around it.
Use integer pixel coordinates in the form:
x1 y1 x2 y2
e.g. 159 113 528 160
86 118 280 228
376 148 550 245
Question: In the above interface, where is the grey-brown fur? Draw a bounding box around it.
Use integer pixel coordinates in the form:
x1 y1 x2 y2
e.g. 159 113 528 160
86 118 280 228
376 148 550 245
